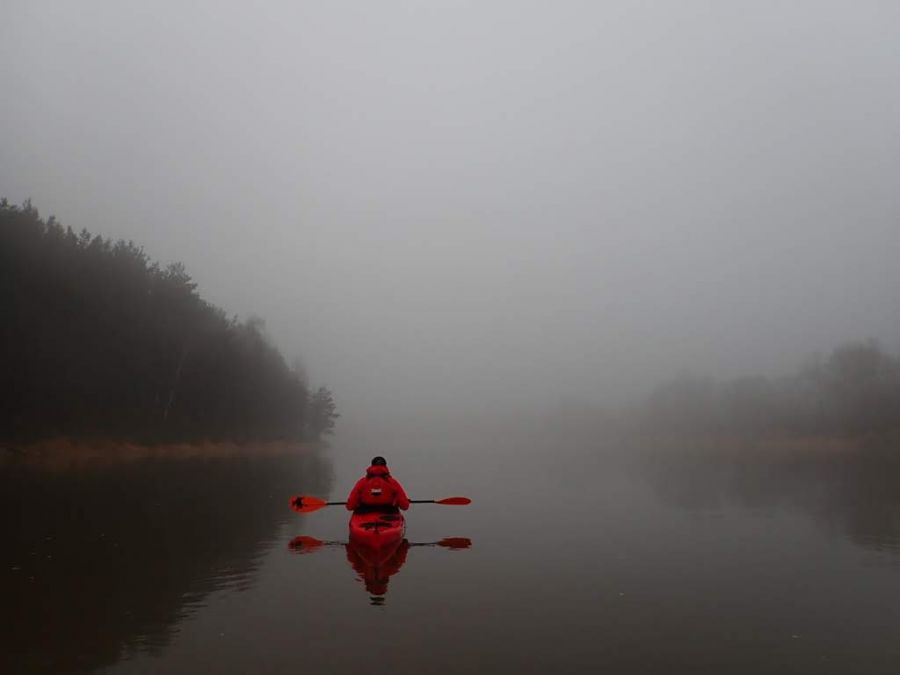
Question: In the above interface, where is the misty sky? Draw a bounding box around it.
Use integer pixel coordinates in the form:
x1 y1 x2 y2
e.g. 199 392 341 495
3 1 900 420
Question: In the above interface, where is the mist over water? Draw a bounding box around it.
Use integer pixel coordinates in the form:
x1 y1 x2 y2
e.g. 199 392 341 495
5 430 900 675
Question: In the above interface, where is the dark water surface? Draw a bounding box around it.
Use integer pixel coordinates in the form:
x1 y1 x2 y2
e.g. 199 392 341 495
3 430 900 674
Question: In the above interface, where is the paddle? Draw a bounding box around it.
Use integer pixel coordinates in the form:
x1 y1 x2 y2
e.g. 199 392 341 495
288 535 472 552
289 495 471 513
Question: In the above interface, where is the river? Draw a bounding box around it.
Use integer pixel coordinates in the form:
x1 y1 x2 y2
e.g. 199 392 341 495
3 424 900 674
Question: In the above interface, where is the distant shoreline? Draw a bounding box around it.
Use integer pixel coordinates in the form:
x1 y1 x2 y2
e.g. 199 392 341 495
0 436 319 472
619 431 900 457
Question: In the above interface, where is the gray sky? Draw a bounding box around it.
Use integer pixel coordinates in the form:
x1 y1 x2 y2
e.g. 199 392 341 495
3 1 900 421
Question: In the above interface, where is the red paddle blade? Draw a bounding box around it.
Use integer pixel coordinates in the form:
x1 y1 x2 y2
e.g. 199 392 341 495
289 495 328 513
435 497 471 505
437 537 472 549
288 535 324 552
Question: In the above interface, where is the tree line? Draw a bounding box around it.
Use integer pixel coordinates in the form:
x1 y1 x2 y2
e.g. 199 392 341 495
1 199 337 443
638 340 900 438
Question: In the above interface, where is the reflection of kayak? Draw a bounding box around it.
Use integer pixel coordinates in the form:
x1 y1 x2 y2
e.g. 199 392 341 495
288 528 470 604
349 510 406 549
346 539 409 599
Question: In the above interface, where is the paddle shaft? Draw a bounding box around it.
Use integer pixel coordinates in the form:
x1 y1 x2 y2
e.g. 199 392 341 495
289 494 470 513
317 499 445 506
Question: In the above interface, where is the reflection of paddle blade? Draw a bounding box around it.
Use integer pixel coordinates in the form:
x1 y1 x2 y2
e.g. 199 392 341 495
437 537 472 549
288 535 325 553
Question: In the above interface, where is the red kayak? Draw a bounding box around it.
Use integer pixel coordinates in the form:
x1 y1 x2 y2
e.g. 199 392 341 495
349 510 406 550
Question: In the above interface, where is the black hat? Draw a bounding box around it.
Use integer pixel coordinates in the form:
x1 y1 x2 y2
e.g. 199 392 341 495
371 456 387 466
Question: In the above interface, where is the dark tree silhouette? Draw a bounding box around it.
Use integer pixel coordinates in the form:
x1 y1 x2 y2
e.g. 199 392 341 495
638 340 900 438
307 386 339 438
0 199 336 443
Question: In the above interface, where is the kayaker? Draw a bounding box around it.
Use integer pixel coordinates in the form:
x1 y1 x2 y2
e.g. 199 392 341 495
346 456 411 513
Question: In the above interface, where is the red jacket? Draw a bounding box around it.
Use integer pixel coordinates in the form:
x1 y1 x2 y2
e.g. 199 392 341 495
346 465 411 511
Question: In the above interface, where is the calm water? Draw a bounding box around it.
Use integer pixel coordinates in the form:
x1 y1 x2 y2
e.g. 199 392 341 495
3 428 900 674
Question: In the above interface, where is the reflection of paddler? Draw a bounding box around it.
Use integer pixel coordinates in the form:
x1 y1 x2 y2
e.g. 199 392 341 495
345 539 410 597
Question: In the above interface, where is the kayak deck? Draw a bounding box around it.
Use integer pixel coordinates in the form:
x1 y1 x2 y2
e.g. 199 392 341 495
349 510 406 550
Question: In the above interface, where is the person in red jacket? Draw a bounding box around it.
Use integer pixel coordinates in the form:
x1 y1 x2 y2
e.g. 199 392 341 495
346 456 411 513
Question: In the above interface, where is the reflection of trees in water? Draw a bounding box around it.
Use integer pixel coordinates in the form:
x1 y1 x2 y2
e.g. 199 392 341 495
635 440 900 553
0 449 332 674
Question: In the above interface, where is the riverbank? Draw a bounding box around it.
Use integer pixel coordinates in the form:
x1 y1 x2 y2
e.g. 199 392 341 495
0 437 319 472
617 431 900 460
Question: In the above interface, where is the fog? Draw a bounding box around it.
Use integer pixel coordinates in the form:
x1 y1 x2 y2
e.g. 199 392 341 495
3 1 900 424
